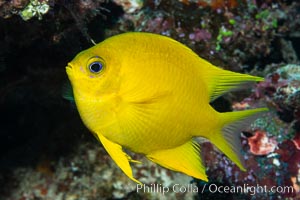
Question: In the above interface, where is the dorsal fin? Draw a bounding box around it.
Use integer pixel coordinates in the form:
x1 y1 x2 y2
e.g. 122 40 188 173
200 61 264 102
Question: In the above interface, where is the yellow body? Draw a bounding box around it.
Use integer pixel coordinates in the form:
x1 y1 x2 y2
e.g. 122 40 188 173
66 32 267 183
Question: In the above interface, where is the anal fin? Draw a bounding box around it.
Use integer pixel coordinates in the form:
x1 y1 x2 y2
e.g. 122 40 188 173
97 134 142 184
146 140 208 181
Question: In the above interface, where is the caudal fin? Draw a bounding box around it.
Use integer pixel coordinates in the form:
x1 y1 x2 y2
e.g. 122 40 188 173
208 108 268 170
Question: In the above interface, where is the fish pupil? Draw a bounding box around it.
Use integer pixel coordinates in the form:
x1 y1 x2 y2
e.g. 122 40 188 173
89 62 103 73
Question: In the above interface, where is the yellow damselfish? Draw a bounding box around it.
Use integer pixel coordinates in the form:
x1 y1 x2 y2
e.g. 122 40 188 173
66 32 267 184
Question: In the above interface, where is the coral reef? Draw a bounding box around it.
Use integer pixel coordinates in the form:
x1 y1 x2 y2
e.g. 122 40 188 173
20 0 50 21
221 62 300 199
113 0 144 13
1 141 197 199
247 130 278 156
107 0 299 72
0 0 299 199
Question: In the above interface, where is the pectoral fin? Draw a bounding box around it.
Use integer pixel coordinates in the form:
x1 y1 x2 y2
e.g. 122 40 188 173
146 140 208 181
97 134 142 184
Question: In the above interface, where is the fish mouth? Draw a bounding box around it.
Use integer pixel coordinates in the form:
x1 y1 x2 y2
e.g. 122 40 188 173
66 63 73 76
66 63 73 69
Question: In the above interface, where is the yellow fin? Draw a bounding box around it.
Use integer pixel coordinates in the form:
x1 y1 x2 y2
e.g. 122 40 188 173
208 108 268 170
147 140 208 181
97 134 142 184
202 64 264 102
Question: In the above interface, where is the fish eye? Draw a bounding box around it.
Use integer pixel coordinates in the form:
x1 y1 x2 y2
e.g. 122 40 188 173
87 56 105 75
89 62 103 73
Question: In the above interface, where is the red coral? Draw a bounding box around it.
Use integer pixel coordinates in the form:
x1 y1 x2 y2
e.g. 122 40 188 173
277 140 300 179
197 0 244 10
247 130 277 155
292 132 300 150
